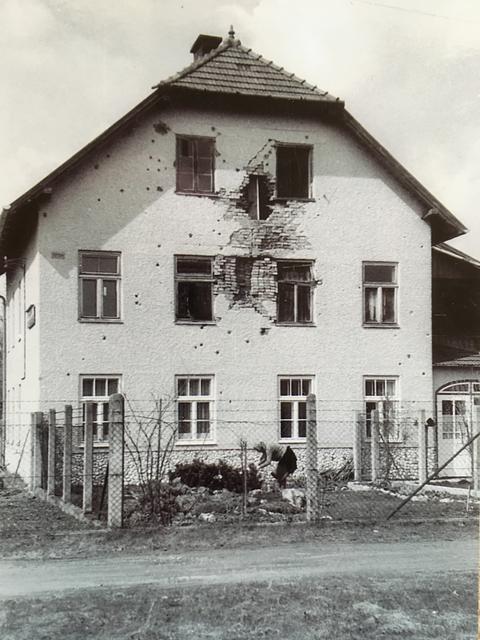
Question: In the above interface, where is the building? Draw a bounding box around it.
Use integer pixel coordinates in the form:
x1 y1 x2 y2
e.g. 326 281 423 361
0 30 472 480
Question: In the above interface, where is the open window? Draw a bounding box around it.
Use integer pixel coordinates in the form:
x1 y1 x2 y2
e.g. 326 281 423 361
175 256 214 322
277 261 314 324
276 145 312 199
176 136 215 193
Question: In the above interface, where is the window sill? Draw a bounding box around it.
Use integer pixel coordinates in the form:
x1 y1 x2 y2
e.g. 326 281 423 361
79 318 123 324
176 440 217 447
363 323 400 330
175 191 219 198
279 439 306 445
76 442 109 450
274 197 315 203
175 320 217 326
275 322 316 327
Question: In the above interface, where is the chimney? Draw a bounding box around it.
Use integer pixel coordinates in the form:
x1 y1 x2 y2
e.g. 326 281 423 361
190 34 223 61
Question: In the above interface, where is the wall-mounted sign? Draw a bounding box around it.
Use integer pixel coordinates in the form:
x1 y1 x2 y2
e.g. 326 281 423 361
26 304 36 329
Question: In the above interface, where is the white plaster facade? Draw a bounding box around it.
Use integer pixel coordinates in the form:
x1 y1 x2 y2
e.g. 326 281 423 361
4 102 437 478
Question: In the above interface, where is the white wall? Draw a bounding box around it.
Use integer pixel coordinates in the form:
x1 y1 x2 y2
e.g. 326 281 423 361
9 104 433 455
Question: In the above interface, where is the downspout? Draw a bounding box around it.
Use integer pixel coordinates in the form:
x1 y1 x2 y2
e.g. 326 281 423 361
0 294 6 467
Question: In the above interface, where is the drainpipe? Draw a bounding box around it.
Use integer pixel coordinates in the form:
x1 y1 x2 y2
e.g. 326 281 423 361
0 294 5 467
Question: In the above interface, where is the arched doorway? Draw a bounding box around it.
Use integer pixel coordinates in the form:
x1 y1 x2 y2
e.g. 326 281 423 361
436 381 480 477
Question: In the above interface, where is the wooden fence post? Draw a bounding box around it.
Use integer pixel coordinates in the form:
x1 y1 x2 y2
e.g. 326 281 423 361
108 393 124 528
418 410 427 484
473 406 480 493
63 405 72 503
371 410 380 482
47 409 56 496
306 393 319 522
30 412 43 490
353 412 363 481
83 402 94 513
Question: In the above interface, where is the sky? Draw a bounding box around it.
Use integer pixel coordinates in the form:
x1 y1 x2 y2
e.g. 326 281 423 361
1 0 480 256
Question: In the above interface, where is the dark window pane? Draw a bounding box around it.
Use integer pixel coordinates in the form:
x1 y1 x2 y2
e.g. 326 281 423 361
196 173 213 193
297 285 312 323
277 146 310 198
280 379 290 396
442 400 453 415
177 170 195 192
179 138 194 157
178 402 191 438
382 288 396 323
278 283 295 322
82 279 97 317
376 380 385 396
95 379 106 397
197 421 210 436
364 264 395 283
177 282 213 321
82 378 94 397
291 379 301 396
278 263 311 281
108 379 118 395
280 421 293 438
302 380 311 396
196 139 214 157
176 258 212 276
364 288 377 322
81 255 100 273
98 255 118 274
365 379 375 396
298 420 307 438
281 402 292 420
189 379 199 396
200 379 210 396
196 402 210 421
177 379 188 396
102 280 118 318
298 402 307 420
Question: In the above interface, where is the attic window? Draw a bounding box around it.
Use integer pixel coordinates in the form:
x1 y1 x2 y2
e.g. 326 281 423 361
176 136 215 194
276 145 312 199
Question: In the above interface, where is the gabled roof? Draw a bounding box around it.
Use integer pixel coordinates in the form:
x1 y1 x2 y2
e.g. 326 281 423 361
154 34 340 104
0 30 468 263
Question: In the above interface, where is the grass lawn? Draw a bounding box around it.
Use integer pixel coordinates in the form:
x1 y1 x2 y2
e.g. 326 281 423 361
1 572 476 640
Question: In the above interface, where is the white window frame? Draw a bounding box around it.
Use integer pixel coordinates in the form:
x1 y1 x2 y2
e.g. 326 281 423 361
175 375 215 444
79 251 121 321
364 376 399 441
363 262 398 326
278 376 314 442
174 256 214 323
80 375 121 443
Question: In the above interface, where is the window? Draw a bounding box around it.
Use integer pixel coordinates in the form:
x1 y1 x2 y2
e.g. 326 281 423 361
277 261 314 324
81 376 120 442
279 377 312 440
79 251 121 320
276 145 311 198
363 262 397 325
176 376 214 441
440 399 467 440
364 377 398 439
175 256 214 322
176 136 215 193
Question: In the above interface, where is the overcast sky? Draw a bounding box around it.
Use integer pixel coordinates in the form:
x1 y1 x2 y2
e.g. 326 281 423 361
1 0 479 256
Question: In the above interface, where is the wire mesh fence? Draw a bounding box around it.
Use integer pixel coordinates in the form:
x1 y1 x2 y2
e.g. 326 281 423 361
2 395 479 527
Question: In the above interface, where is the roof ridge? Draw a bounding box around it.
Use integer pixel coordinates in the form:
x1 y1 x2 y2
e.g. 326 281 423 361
152 37 236 89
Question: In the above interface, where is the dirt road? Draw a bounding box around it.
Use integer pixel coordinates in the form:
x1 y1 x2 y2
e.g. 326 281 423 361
0 537 476 598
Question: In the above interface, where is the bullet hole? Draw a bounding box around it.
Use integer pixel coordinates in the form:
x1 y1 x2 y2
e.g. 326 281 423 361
260 327 269 335
407 354 411 358
151 139 155 143
97 198 101 202
199 343 203 347
43 212 47 218
189 233 193 238
305 135 309 139
194 345 197 349
157 168 161 172
156 263 159 267
245 339 250 344
94 164 99 170
147 168 150 171
227 330 232 334
218 232 221 236
409 310 414 315
211 126 216 131
102 336 106 340
157 244 161 248
222 159 226 163
398 362 402 366
236 168 240 171
158 159 161 162
149 155 153 159
157 186 163 192
215 350 220 355
422 372 426 376
106 154 110 158
66 372 70 376
120 188 124 193
146 187 150 191
153 120 170 134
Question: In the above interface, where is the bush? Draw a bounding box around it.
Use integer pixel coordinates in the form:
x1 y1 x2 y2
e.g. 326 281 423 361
169 459 262 493
138 480 181 525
